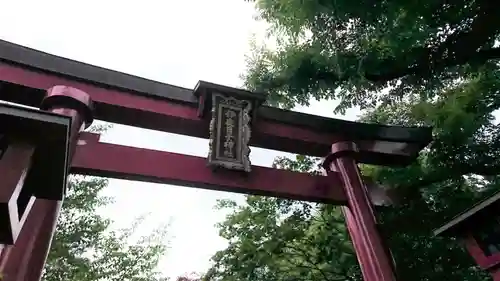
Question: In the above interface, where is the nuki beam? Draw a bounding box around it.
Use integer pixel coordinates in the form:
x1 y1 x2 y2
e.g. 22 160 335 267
71 132 348 204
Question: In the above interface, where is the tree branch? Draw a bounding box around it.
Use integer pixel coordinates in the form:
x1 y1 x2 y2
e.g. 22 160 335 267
402 164 500 192
311 1 500 86
371 48 500 81
283 244 353 281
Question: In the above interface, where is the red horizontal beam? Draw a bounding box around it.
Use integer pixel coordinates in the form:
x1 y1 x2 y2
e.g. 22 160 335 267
0 62 340 157
71 133 347 204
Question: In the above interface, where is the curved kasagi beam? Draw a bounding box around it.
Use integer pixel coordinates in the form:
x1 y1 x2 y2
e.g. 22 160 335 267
0 39 432 166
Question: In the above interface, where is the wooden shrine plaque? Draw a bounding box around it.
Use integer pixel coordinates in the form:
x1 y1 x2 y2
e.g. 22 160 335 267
208 92 252 172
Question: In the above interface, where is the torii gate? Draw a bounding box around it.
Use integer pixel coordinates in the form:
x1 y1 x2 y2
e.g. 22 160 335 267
0 39 432 281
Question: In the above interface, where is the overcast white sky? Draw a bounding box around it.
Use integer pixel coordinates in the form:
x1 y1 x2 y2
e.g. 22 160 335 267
0 0 363 278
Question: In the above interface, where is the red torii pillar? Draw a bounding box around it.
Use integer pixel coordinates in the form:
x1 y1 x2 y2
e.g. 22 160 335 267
0 86 93 281
324 142 397 281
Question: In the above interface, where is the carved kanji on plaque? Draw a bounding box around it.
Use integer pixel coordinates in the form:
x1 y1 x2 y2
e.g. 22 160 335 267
194 81 267 173
208 93 252 172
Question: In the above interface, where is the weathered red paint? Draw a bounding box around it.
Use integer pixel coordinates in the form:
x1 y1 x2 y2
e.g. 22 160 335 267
0 86 93 281
341 206 377 279
325 142 397 281
72 132 347 204
323 166 377 280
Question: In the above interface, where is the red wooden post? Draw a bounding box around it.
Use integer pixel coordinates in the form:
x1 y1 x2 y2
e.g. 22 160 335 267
341 206 378 279
434 192 500 280
0 86 93 281
324 141 397 281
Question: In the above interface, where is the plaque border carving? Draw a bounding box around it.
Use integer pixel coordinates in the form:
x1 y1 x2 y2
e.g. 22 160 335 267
208 92 252 172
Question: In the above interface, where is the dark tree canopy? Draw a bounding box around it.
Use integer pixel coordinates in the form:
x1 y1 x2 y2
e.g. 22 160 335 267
244 0 500 112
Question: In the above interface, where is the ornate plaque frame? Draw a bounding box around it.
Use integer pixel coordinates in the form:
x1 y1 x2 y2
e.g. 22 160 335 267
208 93 252 172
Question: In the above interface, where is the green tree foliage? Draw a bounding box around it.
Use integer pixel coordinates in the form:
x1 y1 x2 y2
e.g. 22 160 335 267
206 1 500 281
43 176 169 281
243 0 500 112
206 157 361 281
